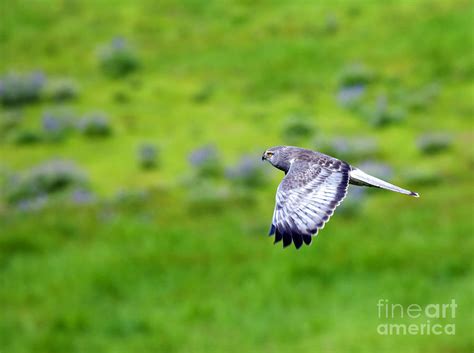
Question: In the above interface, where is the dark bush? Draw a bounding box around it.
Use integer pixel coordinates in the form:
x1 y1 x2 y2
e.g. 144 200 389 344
338 63 374 87
366 95 405 127
46 78 78 102
225 155 266 188
5 160 89 204
138 143 159 170
0 110 23 134
417 133 452 155
98 37 139 78
0 165 15 196
113 90 131 103
113 189 149 208
10 129 42 145
78 113 112 137
15 195 50 212
188 145 223 178
337 84 366 107
282 115 315 143
192 83 215 103
0 71 45 106
400 84 440 112
42 109 75 142
70 188 96 205
402 168 442 186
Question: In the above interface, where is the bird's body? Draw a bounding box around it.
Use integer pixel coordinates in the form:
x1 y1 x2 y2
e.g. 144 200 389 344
262 146 419 249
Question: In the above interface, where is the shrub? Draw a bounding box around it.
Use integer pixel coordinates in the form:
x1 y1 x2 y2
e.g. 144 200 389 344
416 133 452 155
10 129 42 145
70 188 95 205
192 83 215 103
98 37 139 78
0 110 23 134
0 71 45 106
138 143 159 170
0 165 15 196
399 84 440 112
41 109 75 142
188 145 222 178
113 90 131 103
78 113 112 137
113 189 149 207
338 63 374 87
5 160 89 204
402 168 442 186
46 78 78 102
281 115 315 143
367 95 405 127
15 195 50 212
225 155 266 188
337 84 365 107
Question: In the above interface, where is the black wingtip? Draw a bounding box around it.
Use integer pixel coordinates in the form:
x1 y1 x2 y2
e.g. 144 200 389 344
268 224 276 236
271 225 314 249
274 228 283 244
302 234 312 245
410 191 420 198
282 231 292 248
292 233 303 249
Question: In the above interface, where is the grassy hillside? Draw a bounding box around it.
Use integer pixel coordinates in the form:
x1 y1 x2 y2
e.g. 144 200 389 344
1 1 473 352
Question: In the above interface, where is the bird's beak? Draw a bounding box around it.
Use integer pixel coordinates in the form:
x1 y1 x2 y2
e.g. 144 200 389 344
261 152 266 161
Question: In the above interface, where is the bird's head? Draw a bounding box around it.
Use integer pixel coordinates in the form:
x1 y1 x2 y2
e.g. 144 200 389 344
262 146 293 172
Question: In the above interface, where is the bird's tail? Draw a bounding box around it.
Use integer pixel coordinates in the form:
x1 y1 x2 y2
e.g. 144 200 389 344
349 168 419 197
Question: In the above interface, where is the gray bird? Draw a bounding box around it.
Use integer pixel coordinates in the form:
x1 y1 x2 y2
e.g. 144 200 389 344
262 146 419 249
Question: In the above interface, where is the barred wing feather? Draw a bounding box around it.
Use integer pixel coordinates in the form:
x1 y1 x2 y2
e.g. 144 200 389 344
269 159 350 249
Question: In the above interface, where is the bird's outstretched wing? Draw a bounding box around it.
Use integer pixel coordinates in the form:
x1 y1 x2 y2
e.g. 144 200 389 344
269 157 350 249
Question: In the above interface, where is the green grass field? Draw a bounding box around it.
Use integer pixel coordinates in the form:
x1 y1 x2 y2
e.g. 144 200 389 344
1 1 473 352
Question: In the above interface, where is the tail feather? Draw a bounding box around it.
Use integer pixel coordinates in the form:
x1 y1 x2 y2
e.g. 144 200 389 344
349 168 419 197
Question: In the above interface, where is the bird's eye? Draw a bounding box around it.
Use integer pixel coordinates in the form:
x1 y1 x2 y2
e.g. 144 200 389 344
266 152 274 157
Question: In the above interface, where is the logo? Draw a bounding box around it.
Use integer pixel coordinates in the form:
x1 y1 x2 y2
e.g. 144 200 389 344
376 299 457 335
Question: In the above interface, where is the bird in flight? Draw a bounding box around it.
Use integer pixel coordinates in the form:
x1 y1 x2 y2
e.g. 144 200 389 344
262 146 419 249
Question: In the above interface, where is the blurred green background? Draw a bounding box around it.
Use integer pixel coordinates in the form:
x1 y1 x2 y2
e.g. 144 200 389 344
1 0 473 352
